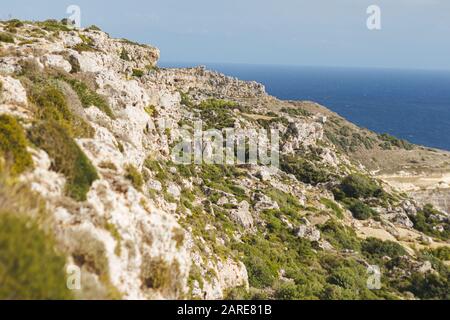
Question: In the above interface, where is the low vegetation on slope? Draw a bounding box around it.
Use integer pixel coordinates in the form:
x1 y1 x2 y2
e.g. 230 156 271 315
0 115 33 175
411 204 450 240
0 172 72 299
0 19 448 300
29 121 98 201
0 212 71 299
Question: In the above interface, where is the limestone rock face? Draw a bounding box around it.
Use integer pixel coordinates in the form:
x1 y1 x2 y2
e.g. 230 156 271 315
2 20 448 301
0 56 21 75
216 259 249 292
0 75 27 105
230 201 254 228
295 224 321 242
41 54 72 73
147 66 266 99
253 192 279 212
61 30 159 74
387 211 414 228
0 75 31 119
96 70 151 110
282 120 324 153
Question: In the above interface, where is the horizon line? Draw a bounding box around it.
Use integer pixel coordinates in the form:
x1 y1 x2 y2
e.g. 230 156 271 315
158 61 450 73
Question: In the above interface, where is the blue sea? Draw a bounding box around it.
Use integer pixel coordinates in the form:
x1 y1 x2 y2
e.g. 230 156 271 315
160 62 450 151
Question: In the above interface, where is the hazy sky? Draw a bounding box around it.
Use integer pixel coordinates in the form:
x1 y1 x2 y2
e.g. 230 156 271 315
2 0 450 69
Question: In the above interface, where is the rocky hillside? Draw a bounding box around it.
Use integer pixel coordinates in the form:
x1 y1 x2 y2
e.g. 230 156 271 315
0 19 449 300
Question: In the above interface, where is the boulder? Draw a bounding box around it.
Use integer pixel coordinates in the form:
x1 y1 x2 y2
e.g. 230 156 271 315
0 75 28 106
230 201 253 228
41 54 72 73
167 183 181 199
295 225 321 242
252 192 279 212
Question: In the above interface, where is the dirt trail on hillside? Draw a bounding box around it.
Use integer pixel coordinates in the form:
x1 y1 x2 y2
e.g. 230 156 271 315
378 172 450 192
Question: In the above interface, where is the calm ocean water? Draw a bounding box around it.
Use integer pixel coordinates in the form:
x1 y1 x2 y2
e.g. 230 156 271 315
160 62 450 151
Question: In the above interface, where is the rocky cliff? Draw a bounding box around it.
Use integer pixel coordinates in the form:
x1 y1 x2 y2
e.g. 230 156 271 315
0 20 449 300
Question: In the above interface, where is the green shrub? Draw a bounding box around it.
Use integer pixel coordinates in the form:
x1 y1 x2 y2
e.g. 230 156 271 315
362 237 407 260
120 48 131 61
79 34 94 46
6 19 24 28
199 99 238 110
132 68 144 78
198 99 237 130
187 264 204 291
144 157 169 182
339 174 382 199
0 212 72 299
280 155 329 185
280 107 311 117
282 267 325 299
176 163 196 178
262 210 284 233
320 198 343 219
321 284 359 300
410 204 450 240
323 261 380 300
378 133 413 150
325 124 376 152
39 19 71 31
407 272 449 300
117 141 124 153
224 286 250 300
59 76 115 119
180 92 193 108
86 25 101 31
29 121 98 201
319 220 361 251
0 32 14 43
124 164 144 190
30 83 94 138
105 222 122 256
73 34 97 52
327 266 364 290
265 188 302 214
98 161 117 171
331 187 346 201
73 42 94 53
172 228 185 249
144 105 157 117
256 116 289 130
346 198 374 220
141 258 181 294
274 281 303 300
244 255 278 288
0 115 33 175
422 247 450 261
